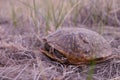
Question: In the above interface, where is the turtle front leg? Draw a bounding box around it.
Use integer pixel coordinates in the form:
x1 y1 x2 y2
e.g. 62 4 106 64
40 49 68 64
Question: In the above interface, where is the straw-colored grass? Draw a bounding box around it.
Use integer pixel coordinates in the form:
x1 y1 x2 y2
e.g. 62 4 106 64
0 0 120 80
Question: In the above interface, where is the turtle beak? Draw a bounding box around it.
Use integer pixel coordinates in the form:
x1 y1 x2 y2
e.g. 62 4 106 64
39 38 47 49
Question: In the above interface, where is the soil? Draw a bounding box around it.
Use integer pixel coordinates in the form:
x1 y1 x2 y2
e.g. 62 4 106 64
0 17 120 80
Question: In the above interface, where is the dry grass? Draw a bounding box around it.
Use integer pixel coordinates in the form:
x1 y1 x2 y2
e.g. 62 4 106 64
0 0 120 80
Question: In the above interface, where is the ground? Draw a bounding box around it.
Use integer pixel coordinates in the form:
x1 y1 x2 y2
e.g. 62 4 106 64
0 0 120 80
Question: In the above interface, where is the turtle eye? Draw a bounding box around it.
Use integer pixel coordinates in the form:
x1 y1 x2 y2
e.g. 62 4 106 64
43 38 47 42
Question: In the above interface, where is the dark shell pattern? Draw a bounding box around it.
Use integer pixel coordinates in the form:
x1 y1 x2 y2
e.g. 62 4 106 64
43 28 112 64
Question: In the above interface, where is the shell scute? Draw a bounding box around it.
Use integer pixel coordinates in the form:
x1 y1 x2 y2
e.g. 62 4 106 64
41 28 112 65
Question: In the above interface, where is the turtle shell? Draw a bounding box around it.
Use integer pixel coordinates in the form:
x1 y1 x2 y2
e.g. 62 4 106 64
41 28 112 65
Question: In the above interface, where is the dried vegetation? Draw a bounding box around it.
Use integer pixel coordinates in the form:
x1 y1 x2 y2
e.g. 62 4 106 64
0 0 120 80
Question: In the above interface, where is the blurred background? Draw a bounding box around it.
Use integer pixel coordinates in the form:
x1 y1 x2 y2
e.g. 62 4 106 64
0 0 120 80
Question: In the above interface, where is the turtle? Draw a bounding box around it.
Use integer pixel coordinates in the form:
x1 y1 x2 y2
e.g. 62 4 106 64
40 27 116 65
